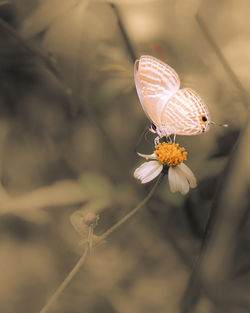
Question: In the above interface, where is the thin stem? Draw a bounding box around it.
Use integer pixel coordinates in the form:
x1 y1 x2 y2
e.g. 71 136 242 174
196 13 249 109
88 224 94 253
38 247 89 313
38 173 163 313
0 18 33 54
96 172 164 245
109 3 137 63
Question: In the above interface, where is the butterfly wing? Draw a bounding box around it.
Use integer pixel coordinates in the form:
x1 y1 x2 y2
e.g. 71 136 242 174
160 88 210 135
134 55 180 126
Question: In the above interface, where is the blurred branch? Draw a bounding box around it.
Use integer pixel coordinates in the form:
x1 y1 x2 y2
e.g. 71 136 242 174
0 121 9 178
74 0 92 91
0 180 88 217
0 17 33 54
0 17 62 80
109 3 137 63
80 94 127 172
198 119 250 301
196 13 249 110
20 0 84 39
0 15 126 171
181 14 250 313
165 228 193 268
181 121 250 310
0 0 10 6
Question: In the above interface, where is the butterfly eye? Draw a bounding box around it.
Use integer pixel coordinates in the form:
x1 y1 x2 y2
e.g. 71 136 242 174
151 123 157 131
200 115 208 123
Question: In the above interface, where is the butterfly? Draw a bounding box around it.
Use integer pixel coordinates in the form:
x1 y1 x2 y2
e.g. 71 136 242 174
134 55 211 143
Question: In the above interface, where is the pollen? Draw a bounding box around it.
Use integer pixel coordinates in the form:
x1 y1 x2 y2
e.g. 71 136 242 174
154 142 187 167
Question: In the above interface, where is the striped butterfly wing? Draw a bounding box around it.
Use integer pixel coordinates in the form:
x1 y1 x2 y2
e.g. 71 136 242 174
160 88 210 135
134 55 180 126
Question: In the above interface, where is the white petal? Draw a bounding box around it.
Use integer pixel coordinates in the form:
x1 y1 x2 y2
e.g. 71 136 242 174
137 152 157 160
178 163 197 188
168 166 189 195
134 161 163 184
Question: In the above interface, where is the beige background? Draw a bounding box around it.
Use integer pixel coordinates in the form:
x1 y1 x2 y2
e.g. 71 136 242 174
0 1 249 312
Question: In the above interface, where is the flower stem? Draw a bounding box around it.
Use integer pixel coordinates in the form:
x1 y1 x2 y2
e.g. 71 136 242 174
38 247 89 313
96 172 164 245
38 173 163 313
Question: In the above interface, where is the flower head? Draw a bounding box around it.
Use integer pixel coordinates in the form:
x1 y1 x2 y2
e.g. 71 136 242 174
134 142 197 195
154 142 187 166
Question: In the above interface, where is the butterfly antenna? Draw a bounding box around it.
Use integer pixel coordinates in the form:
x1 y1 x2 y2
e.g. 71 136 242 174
144 129 155 147
211 121 228 127
134 125 150 152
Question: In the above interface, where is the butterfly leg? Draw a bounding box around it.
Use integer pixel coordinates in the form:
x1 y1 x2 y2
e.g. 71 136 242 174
154 136 160 146
165 135 172 143
173 133 176 143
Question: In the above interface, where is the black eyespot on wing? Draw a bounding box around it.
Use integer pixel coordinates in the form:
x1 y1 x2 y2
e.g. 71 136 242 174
202 116 207 122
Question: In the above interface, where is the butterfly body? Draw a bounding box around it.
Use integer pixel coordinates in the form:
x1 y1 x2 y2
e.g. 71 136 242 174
134 55 210 141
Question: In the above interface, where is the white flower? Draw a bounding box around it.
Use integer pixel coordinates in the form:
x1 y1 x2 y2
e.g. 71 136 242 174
134 158 163 184
134 143 197 195
168 163 197 194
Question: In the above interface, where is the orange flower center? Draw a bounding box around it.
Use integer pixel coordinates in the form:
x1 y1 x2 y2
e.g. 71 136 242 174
154 142 187 166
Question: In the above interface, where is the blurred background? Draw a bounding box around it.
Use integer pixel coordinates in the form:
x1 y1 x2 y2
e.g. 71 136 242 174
0 0 249 312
